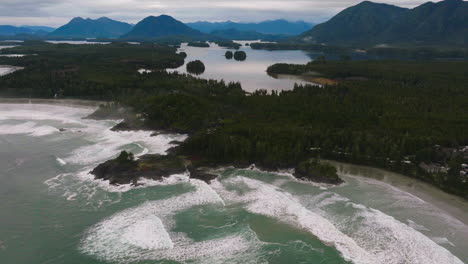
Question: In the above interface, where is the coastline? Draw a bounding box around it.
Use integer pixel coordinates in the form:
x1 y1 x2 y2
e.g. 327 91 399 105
1 100 466 226
0 98 107 109
0 65 23 76
326 160 468 226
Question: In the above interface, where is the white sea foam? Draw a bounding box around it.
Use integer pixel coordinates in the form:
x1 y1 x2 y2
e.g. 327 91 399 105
431 237 456 247
45 170 193 209
121 215 174 250
0 66 21 76
0 103 94 122
211 176 376 264
0 103 187 197
0 121 59 137
407 219 430 231
56 157 67 166
45 172 124 209
306 190 464 264
65 127 186 165
79 179 257 263
346 205 464 264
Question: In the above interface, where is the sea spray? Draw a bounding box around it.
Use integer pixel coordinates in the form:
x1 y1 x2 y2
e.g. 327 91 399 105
79 177 260 263
211 176 377 264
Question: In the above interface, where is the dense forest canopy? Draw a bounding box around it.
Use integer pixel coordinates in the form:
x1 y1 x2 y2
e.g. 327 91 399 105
0 42 467 198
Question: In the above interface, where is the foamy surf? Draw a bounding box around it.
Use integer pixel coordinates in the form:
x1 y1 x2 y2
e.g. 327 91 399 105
79 178 258 263
211 176 377 264
0 103 95 122
0 121 59 137
304 188 464 264
65 128 186 165
56 157 67 166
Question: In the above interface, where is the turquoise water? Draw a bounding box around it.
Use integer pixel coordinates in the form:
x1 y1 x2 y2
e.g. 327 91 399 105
0 103 467 264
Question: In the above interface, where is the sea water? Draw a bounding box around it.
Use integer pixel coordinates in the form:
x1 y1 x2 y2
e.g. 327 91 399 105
0 103 466 264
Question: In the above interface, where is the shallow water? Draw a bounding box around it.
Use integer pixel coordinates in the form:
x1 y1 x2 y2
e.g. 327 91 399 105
0 103 467 264
168 42 322 93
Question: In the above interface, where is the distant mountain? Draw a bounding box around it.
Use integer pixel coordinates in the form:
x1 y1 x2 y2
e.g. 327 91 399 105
0 25 56 37
121 15 205 40
298 1 408 45
210 28 286 41
381 0 468 45
48 17 132 38
298 0 468 46
22 26 56 32
0 25 34 36
188 19 314 35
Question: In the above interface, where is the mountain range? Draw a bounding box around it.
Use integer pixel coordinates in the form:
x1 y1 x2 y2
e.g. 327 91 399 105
0 25 55 36
120 15 204 40
48 17 133 38
187 19 314 35
1 0 466 45
298 0 468 45
210 28 287 41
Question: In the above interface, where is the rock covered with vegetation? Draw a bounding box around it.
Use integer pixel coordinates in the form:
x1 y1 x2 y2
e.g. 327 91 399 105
90 151 218 185
188 42 210 48
186 60 205 75
234 51 247 61
91 151 186 185
215 41 241 50
225 51 233 59
294 159 343 184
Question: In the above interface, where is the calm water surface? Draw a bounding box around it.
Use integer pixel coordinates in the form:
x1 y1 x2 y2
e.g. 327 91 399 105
169 41 321 93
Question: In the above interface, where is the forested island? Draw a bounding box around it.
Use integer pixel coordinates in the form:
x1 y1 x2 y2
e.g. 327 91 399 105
187 42 210 48
250 42 468 60
0 41 467 197
186 60 205 75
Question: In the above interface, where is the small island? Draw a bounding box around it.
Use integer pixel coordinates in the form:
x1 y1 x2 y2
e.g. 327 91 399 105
187 42 210 48
294 159 344 185
186 60 205 75
90 151 218 185
215 41 241 50
225 51 233 59
234 51 247 61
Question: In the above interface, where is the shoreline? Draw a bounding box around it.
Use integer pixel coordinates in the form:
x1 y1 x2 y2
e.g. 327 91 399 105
0 65 23 76
0 98 107 109
1 100 466 225
326 160 468 226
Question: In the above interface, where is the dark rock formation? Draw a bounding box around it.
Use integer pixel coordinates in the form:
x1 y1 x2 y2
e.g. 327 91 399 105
187 165 218 183
90 151 218 185
294 159 343 185
91 151 186 185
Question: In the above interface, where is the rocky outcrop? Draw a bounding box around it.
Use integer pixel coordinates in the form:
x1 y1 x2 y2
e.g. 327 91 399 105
294 159 344 185
90 151 218 185
91 151 186 185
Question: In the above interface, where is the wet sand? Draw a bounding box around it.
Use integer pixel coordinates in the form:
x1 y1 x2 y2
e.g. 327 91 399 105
326 160 468 226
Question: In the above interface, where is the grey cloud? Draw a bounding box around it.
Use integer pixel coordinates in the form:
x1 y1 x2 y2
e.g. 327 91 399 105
0 0 442 26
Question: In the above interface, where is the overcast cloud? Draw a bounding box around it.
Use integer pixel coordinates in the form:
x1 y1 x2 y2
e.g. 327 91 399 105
0 0 442 27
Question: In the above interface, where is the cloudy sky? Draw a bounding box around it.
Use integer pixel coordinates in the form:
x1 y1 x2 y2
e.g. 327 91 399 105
0 0 441 27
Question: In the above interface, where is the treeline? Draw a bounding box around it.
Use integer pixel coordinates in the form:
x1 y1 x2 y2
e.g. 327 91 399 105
0 42 466 197
0 41 185 98
251 42 468 60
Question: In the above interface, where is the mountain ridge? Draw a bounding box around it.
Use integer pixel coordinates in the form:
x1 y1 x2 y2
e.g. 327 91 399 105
298 0 468 45
187 19 314 35
48 17 133 38
121 15 205 40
